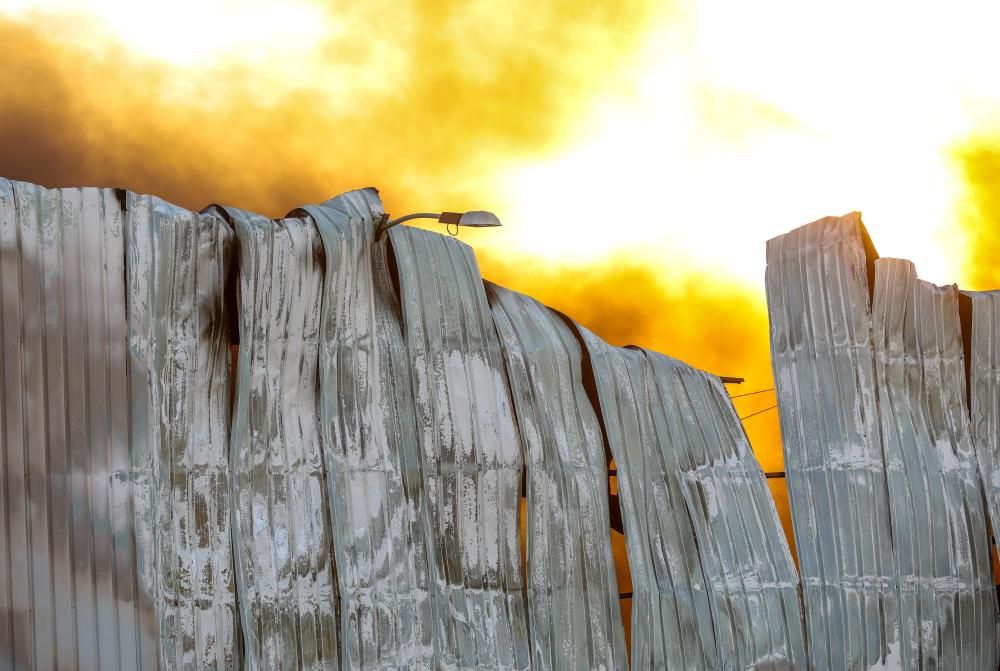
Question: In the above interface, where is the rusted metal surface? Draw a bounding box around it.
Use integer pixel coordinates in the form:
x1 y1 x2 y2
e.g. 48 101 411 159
485 283 627 670
0 180 153 669
388 226 530 670
224 207 340 669
766 213 898 669
300 190 436 667
127 194 239 668
872 260 998 669
581 326 804 668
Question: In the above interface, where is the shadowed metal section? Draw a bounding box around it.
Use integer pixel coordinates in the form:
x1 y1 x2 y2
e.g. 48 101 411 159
0 179 153 669
299 189 436 668
225 207 340 669
578 329 716 669
642 350 807 668
388 226 530 670
484 282 627 671
872 259 998 669
766 213 898 669
126 194 240 669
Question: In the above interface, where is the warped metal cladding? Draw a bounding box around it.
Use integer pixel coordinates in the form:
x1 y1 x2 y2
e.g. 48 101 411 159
299 190 437 668
127 195 240 668
871 260 998 669
0 180 152 670
387 226 530 670
581 325 804 669
484 282 627 671
642 351 806 668
965 291 1000 563
578 330 715 669
766 214 898 669
224 207 340 669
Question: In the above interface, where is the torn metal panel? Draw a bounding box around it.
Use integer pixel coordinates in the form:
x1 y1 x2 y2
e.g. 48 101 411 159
965 290 1000 564
226 207 340 669
484 282 627 671
765 213 898 669
388 227 530 670
299 190 436 668
578 329 716 669
0 180 154 669
642 350 807 669
872 259 998 669
126 195 240 669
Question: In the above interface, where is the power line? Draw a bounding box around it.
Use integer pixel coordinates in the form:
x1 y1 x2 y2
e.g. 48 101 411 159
729 387 775 399
739 404 777 421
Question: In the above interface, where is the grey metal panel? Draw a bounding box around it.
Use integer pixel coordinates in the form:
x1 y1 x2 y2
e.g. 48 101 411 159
966 290 1000 576
578 329 717 669
0 179 152 669
226 207 340 669
299 190 436 668
765 213 898 669
871 259 998 670
641 350 807 669
126 194 239 668
388 226 530 670
484 282 627 670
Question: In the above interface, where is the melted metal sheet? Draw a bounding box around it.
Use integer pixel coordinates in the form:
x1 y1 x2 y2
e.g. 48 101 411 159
642 350 806 669
225 207 340 669
872 259 998 669
485 282 627 670
0 180 154 669
766 214 898 669
388 227 530 670
127 195 240 668
300 190 436 668
581 326 804 668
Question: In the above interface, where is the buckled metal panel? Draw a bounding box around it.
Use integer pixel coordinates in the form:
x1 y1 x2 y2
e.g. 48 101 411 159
578 329 717 669
226 207 340 669
765 213 898 669
871 259 998 669
127 195 239 668
484 282 627 670
966 290 1000 572
388 227 530 670
300 190 436 668
0 179 153 669
642 350 807 668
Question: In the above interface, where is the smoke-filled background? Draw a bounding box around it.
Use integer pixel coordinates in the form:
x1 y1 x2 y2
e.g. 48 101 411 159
3 0 1000 633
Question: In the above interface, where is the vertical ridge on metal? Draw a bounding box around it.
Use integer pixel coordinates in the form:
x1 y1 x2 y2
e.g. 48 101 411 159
127 194 239 668
766 213 898 668
871 259 998 669
225 207 340 669
484 282 628 670
577 328 716 669
641 350 807 668
0 179 154 669
388 227 530 670
299 189 436 668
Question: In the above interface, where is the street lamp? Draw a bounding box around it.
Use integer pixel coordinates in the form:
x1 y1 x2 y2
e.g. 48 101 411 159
378 210 502 237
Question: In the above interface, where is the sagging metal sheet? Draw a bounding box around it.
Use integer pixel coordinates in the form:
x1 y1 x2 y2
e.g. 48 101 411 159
577 329 715 668
226 207 340 669
484 282 628 670
871 259 998 669
965 290 1000 567
581 324 804 668
0 180 154 669
388 227 530 670
642 350 807 668
127 194 240 668
766 213 899 669
300 190 436 668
